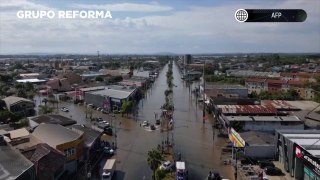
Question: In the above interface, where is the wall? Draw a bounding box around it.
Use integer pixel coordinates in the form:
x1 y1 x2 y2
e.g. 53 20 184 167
244 145 275 159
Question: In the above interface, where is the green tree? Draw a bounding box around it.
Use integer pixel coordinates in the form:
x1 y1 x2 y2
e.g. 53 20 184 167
155 169 166 180
17 89 27 98
0 100 6 110
120 100 133 117
147 149 163 180
95 76 104 82
39 105 54 115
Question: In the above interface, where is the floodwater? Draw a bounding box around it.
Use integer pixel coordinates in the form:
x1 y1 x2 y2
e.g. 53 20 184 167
34 61 234 180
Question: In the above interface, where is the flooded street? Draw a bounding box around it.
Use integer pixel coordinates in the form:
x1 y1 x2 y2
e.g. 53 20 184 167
35 61 234 180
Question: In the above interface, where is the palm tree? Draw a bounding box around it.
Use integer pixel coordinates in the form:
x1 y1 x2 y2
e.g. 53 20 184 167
147 149 162 180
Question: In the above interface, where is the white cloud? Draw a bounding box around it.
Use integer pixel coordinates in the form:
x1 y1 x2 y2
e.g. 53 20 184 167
74 3 173 12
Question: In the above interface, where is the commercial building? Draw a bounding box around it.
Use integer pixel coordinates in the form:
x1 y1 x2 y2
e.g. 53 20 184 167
84 85 137 112
203 84 248 100
2 96 35 116
275 130 320 180
32 124 84 172
240 131 275 159
221 115 303 132
0 136 36 180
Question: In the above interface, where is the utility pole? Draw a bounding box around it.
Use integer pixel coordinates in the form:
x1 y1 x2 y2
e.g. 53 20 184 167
203 61 206 124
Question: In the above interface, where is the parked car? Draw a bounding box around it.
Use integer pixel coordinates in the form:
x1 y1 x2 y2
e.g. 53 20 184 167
142 121 149 127
97 107 102 111
160 161 173 171
104 146 114 156
60 107 69 112
265 166 282 176
104 127 113 136
155 119 160 125
150 125 156 130
259 160 275 169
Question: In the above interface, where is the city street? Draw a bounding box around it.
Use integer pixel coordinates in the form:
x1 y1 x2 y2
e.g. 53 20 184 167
35 61 234 180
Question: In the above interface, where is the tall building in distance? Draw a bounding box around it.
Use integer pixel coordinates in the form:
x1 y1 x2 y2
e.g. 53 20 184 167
184 54 192 65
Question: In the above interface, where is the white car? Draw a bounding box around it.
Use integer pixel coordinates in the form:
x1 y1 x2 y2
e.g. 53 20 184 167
160 161 173 171
142 121 149 127
60 107 69 112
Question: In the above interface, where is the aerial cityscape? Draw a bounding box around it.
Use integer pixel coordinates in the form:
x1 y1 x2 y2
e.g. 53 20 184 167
0 0 320 180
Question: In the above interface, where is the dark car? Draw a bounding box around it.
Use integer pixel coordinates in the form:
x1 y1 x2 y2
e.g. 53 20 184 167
265 166 282 176
259 160 275 169
150 125 156 130
104 127 113 136
155 119 161 125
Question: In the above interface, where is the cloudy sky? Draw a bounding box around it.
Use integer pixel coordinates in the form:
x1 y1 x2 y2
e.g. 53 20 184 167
0 0 319 54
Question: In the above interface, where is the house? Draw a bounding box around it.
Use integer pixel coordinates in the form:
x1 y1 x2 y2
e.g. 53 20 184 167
58 73 82 84
47 78 72 92
21 143 66 180
245 78 267 94
2 96 35 116
32 124 84 172
0 136 36 180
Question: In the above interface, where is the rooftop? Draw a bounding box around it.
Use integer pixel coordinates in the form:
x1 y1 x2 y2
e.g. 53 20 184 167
0 144 34 179
9 128 29 139
205 84 247 90
218 105 277 115
71 125 102 148
240 131 275 145
86 85 136 99
3 96 34 106
226 116 301 122
29 114 77 127
32 124 82 148
16 79 46 83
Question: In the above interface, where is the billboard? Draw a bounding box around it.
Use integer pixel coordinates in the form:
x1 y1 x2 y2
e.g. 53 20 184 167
228 128 245 148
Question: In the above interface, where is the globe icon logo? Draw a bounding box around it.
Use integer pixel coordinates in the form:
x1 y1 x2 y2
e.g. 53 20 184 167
235 9 248 22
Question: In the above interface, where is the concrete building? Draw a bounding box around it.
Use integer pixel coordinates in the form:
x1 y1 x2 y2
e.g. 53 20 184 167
2 96 35 116
203 84 248 100
0 136 36 180
275 130 320 180
71 125 103 161
220 115 304 133
240 131 275 159
32 124 84 172
183 54 192 65
84 85 137 112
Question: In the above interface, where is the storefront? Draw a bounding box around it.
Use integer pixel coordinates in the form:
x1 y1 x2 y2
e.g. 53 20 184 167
294 143 320 180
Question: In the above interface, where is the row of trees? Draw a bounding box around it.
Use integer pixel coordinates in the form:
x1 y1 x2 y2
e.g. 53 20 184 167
249 89 301 101
163 61 174 110
205 75 245 85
